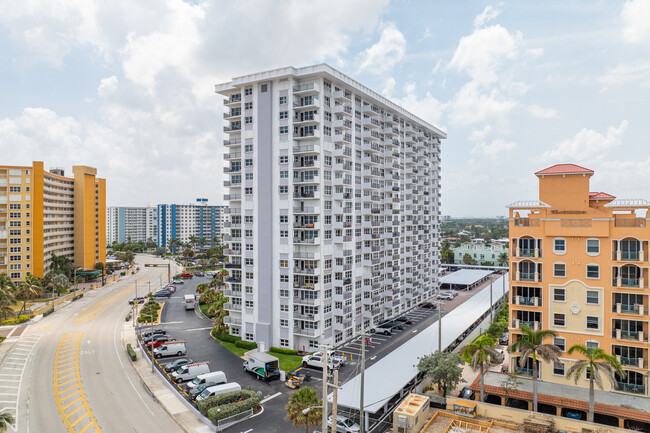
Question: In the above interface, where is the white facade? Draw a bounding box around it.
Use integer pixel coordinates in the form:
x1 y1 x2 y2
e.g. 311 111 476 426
106 206 158 244
452 242 508 264
156 202 226 250
216 64 446 351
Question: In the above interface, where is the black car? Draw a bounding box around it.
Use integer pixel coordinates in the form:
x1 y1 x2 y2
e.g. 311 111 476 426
154 290 172 298
143 334 169 345
384 321 404 331
499 332 509 346
163 358 193 373
395 316 413 325
128 297 146 305
141 329 167 338
419 302 437 309
459 386 475 400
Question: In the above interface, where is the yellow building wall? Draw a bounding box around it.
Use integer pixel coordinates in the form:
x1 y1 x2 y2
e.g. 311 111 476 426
32 161 45 278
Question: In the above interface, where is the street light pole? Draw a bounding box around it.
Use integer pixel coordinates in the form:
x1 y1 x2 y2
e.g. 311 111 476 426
438 301 443 353
322 349 328 433
360 331 365 433
490 279 494 322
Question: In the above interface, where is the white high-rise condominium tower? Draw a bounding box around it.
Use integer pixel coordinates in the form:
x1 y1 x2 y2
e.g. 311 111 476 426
216 64 446 352
107 206 158 245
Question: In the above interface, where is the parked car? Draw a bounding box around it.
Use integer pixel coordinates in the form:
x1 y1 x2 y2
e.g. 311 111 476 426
180 273 193 279
128 297 146 305
327 415 361 433
394 316 413 325
194 272 205 277
370 323 393 335
499 332 509 346
419 302 437 309
493 348 505 362
189 380 221 401
302 353 341 370
143 334 168 345
154 290 172 298
163 358 193 372
311 350 346 366
164 285 176 293
195 382 240 402
172 279 184 285
436 292 454 300
187 371 227 389
384 321 404 331
146 336 171 348
141 329 166 338
459 386 475 400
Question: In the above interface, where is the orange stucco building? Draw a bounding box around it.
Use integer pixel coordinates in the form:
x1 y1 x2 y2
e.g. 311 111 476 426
508 164 648 398
0 162 106 282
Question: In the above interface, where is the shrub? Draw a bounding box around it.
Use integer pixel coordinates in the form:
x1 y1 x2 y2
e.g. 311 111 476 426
42 307 55 317
126 343 137 361
215 333 240 344
125 313 131 322
198 389 259 416
207 398 259 424
270 346 300 356
235 340 258 350
1 316 31 326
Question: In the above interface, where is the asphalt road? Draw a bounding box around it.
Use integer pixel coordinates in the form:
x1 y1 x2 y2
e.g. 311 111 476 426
12 255 183 433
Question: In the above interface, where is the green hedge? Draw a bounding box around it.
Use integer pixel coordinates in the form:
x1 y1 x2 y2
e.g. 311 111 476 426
71 293 84 301
198 389 259 417
214 333 240 344
42 307 55 317
126 343 137 361
269 346 300 356
234 340 258 350
207 398 258 424
1 316 31 326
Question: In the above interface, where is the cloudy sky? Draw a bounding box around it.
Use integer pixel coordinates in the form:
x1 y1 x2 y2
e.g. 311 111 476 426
1 1 649 216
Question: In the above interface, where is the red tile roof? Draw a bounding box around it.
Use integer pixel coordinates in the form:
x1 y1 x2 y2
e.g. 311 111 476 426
589 192 616 200
535 164 594 176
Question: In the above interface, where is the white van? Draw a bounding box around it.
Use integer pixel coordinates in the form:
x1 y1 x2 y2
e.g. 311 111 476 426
171 362 210 383
153 341 186 359
184 294 196 310
187 371 227 389
195 382 241 402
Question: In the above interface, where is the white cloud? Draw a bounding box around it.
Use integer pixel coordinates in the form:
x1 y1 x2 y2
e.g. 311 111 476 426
97 75 119 96
471 138 517 158
393 82 446 129
527 104 558 119
599 60 650 87
621 0 650 44
358 22 406 74
540 120 629 163
448 25 522 86
448 82 517 126
382 77 396 97
473 5 502 28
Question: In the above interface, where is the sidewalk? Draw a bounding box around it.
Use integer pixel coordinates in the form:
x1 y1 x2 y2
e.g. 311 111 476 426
121 321 213 433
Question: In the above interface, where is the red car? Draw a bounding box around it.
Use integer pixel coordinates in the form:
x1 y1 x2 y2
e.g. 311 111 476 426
180 273 193 279
146 336 170 348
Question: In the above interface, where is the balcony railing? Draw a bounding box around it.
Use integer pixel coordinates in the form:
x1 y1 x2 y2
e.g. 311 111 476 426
519 248 537 258
620 278 640 288
514 218 540 227
619 356 643 367
520 272 536 282
615 303 642 315
621 251 640 261
518 296 539 306
616 382 646 395
615 218 646 228
614 329 640 340
514 366 534 377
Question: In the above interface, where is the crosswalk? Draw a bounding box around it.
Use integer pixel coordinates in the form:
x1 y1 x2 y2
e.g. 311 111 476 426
0 333 40 432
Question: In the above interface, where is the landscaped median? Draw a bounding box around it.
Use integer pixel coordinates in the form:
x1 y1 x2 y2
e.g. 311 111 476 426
211 328 303 372
197 389 261 425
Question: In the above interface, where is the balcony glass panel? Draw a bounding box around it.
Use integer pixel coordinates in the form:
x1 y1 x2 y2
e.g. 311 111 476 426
616 382 645 395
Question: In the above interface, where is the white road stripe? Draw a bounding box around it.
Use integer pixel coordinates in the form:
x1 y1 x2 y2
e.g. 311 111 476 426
260 392 282 404
184 327 214 332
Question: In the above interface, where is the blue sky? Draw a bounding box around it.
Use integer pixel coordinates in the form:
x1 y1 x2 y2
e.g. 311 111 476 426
0 0 649 216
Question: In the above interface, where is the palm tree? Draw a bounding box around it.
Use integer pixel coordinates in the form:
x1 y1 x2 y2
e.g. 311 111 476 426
462 334 502 401
285 386 322 433
16 276 43 315
0 278 15 320
188 235 198 251
510 326 560 412
52 274 70 296
0 273 15 298
566 345 625 422
197 237 207 250
497 252 508 266
124 251 135 265
441 240 452 264
0 411 15 431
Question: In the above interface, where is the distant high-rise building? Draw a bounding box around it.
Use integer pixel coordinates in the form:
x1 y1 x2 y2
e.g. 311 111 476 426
157 200 226 251
107 206 158 244
0 161 106 281
216 64 446 351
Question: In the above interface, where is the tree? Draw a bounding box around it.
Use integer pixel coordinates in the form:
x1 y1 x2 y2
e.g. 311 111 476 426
52 274 70 296
285 386 322 433
182 248 194 259
417 351 465 396
195 283 210 295
497 252 508 266
462 334 502 402
197 237 207 250
510 325 560 412
155 247 166 257
566 345 625 422
0 274 16 320
50 253 73 278
0 411 15 431
124 251 135 265
15 276 43 315
499 372 523 405
188 235 198 251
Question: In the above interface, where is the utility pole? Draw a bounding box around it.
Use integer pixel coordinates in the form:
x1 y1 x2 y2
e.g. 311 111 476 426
322 349 328 433
360 331 365 433
332 369 339 432
132 280 138 328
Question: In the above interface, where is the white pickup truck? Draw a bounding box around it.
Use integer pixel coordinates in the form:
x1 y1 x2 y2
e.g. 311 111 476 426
302 353 341 370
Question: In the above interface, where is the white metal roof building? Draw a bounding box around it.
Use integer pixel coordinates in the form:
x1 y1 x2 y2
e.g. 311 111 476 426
440 269 493 289
331 273 509 419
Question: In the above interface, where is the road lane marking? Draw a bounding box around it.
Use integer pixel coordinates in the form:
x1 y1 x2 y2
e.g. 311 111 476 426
184 327 214 332
74 285 137 323
53 332 102 433
260 392 282 403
